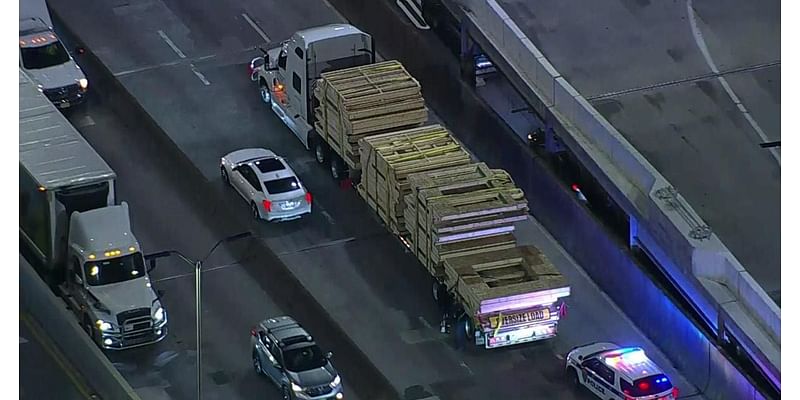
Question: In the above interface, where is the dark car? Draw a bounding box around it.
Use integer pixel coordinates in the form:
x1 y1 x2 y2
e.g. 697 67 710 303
250 316 343 400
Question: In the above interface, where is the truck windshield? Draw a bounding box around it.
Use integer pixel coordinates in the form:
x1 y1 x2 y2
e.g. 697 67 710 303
21 42 70 69
283 345 327 372
84 253 146 286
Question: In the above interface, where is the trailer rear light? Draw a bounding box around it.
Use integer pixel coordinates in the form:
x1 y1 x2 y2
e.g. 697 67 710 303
305 192 312 204
262 200 272 212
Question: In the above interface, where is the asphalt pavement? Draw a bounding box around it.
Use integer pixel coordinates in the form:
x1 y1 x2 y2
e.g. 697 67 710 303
20 313 93 400
51 0 703 398
495 0 781 305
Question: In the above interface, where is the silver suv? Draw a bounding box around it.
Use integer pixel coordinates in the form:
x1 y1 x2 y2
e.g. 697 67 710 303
250 316 343 400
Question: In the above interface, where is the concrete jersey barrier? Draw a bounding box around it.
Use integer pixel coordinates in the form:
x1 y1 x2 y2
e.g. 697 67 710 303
458 0 779 393
19 255 142 400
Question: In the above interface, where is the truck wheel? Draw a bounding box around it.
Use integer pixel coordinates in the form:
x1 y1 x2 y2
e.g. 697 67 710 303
432 280 442 302
330 156 347 181
314 141 328 165
281 385 292 400
259 79 271 105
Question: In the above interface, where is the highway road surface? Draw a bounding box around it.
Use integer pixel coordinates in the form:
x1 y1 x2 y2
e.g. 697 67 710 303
50 0 705 398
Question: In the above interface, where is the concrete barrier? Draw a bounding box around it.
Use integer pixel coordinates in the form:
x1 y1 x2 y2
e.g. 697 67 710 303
460 0 779 393
19 255 141 400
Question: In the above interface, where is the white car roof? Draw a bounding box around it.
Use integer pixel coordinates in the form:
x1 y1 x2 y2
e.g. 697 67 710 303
576 344 666 382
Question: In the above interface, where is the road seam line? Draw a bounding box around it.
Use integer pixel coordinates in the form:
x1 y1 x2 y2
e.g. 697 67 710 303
153 261 242 282
275 236 357 256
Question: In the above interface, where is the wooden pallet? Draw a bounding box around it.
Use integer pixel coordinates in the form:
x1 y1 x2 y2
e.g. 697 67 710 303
359 124 472 233
442 246 568 316
313 60 428 170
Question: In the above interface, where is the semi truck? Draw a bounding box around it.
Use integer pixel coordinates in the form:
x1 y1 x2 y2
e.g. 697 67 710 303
252 25 570 349
19 69 167 350
19 0 88 108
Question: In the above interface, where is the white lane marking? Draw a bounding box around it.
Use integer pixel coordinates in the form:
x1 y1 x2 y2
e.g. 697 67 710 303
396 0 430 30
555 353 564 360
241 13 271 43
190 63 211 86
686 0 780 165
459 361 474 375
20 336 28 344
114 55 217 77
157 30 187 59
153 261 240 282
321 210 336 225
76 115 95 127
417 315 433 330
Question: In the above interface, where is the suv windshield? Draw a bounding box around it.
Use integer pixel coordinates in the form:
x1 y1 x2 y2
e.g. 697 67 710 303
264 177 300 194
21 42 70 69
283 345 327 372
84 253 146 286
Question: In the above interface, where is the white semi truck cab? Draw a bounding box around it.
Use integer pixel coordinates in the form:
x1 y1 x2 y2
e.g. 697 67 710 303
20 69 166 350
59 203 168 350
253 24 374 154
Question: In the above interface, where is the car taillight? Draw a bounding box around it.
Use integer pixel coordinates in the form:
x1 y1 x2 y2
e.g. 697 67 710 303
672 387 679 398
262 200 272 212
305 192 312 204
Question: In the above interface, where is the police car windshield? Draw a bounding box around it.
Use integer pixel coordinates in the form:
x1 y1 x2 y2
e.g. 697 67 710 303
283 344 327 372
84 253 146 286
628 374 672 396
21 42 70 69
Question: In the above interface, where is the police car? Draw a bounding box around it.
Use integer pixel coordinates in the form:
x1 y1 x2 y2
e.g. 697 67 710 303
565 343 679 400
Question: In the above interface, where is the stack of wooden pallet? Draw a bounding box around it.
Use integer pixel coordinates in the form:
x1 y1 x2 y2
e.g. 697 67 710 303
442 246 568 316
358 124 472 235
403 163 529 276
313 60 428 170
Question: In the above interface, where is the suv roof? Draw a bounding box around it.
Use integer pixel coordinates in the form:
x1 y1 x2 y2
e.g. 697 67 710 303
593 347 664 382
261 316 314 347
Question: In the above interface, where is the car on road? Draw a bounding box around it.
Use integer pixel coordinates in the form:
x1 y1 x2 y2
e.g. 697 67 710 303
220 148 312 222
565 343 679 400
250 316 343 400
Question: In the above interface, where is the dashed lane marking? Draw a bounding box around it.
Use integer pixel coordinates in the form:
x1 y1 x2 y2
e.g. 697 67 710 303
157 30 186 59
241 12 271 43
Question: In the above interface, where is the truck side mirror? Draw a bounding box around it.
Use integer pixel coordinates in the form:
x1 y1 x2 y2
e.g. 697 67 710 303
73 273 83 285
326 351 333 360
157 289 165 299
147 258 157 273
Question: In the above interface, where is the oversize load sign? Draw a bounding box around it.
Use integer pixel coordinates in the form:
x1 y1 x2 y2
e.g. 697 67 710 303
489 308 551 329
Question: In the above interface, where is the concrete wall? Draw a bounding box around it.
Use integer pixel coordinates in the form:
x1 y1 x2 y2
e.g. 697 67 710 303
459 0 779 392
19 255 141 400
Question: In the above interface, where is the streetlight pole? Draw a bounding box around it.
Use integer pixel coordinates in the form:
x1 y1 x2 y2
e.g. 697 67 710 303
145 232 252 400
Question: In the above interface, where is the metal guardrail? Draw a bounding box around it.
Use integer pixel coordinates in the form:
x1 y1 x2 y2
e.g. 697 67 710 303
19 254 141 400
459 0 779 392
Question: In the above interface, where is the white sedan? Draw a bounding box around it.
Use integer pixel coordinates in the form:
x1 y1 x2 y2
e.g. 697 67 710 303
220 148 312 222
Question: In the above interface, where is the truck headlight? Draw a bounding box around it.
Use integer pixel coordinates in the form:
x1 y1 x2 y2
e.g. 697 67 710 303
154 307 165 322
78 78 89 90
330 375 341 388
291 382 303 392
95 319 112 331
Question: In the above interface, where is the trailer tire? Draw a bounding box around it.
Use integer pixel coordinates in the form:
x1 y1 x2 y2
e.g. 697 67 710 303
432 280 443 302
330 156 347 181
314 140 328 165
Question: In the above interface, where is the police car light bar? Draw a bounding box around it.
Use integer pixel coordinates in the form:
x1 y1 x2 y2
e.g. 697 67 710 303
604 347 647 367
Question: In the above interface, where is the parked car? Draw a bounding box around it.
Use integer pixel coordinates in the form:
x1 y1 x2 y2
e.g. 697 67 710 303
250 316 343 400
220 148 312 222
565 343 679 400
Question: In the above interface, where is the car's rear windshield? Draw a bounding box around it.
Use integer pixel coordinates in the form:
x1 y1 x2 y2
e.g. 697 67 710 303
254 158 285 173
264 177 300 194
21 42 70 69
622 374 673 397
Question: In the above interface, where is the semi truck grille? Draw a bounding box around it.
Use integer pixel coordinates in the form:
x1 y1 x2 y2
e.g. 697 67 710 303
117 308 153 341
43 84 81 102
306 385 333 396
